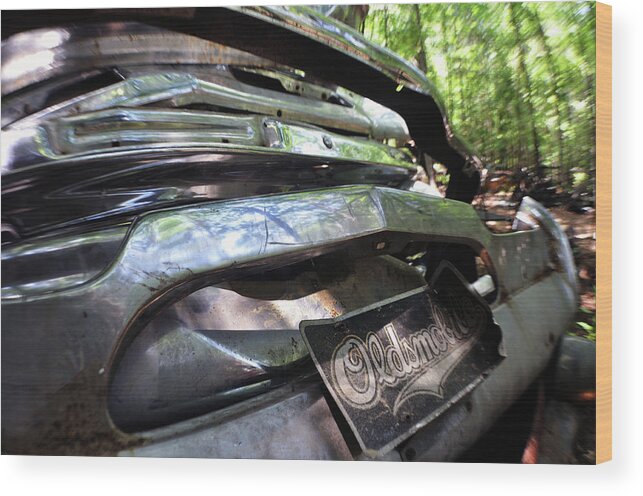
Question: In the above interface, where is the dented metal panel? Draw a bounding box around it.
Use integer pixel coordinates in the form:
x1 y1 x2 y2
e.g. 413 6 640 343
108 255 427 432
128 383 354 460
120 272 575 461
1 8 578 460
1 186 574 455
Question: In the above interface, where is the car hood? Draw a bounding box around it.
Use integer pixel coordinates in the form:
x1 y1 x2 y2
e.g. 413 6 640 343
1 5 482 203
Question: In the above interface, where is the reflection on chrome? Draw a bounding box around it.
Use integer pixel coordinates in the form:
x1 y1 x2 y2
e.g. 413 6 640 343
1 8 577 459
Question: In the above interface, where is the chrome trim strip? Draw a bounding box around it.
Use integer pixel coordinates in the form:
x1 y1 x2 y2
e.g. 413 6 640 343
3 26 411 142
2 109 412 171
8 71 375 136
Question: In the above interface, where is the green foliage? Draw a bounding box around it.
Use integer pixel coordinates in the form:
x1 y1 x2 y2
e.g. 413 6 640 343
363 2 596 191
572 289 597 341
575 310 596 342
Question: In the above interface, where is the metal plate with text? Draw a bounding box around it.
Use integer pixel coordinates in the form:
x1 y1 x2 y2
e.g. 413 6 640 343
300 263 504 457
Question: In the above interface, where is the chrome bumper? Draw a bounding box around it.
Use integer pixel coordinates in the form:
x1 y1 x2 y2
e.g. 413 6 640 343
1 186 577 456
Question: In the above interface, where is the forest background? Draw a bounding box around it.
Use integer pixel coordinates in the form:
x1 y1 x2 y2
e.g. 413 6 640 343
362 2 596 194
354 2 597 341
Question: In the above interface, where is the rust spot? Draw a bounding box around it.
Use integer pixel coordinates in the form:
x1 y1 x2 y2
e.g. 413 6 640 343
10 371 145 456
315 289 343 318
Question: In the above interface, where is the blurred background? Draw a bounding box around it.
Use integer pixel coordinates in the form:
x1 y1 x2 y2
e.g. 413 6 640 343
363 2 596 191
332 2 597 346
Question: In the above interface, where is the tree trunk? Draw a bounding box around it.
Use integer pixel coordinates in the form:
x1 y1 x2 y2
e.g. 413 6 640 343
440 5 455 121
412 4 429 74
509 3 543 178
383 6 389 47
439 9 454 115
528 5 569 185
571 5 596 178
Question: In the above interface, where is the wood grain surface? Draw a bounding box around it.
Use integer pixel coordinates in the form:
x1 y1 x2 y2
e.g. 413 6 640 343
596 1 612 464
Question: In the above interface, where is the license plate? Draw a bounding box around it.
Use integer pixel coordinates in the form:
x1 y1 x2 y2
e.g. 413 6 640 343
300 262 504 457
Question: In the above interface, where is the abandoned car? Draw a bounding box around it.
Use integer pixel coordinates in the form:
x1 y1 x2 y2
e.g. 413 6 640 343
1 6 589 461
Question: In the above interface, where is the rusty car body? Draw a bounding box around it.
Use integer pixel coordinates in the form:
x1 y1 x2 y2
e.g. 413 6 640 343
1 6 582 461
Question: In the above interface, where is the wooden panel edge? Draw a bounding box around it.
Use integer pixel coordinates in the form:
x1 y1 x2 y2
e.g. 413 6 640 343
595 1 612 464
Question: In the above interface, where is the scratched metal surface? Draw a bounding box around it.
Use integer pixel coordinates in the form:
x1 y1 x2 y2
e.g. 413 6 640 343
1 7 577 458
301 265 504 457
2 186 576 455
